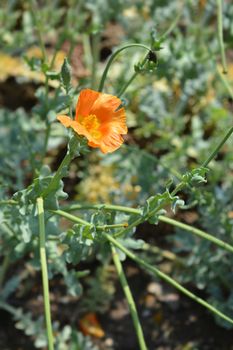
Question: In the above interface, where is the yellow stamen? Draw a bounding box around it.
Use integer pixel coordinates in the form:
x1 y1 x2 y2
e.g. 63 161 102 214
79 114 102 140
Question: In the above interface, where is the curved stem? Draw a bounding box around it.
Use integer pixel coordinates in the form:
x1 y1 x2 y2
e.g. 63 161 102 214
37 198 54 350
117 55 148 98
106 234 233 325
98 44 151 92
111 245 147 350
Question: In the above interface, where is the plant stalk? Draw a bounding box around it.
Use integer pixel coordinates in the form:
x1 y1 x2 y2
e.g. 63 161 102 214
59 204 233 254
37 198 54 350
111 245 147 350
98 44 151 92
216 0 227 74
202 126 233 167
106 234 233 325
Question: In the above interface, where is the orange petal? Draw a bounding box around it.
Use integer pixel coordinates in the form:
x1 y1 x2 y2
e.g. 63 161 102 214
90 93 122 123
99 133 124 153
88 140 100 148
57 114 100 144
75 89 100 121
57 115 73 127
79 313 105 338
102 108 128 135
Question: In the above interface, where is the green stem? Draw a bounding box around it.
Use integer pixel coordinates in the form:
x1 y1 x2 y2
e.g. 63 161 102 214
60 203 233 255
62 203 139 215
41 122 51 164
142 243 181 263
91 32 101 90
82 34 93 71
0 200 18 206
98 44 151 92
216 0 227 74
159 216 233 254
202 126 233 167
30 0 47 62
159 2 183 41
42 150 72 198
37 198 54 350
117 55 148 98
111 245 147 350
51 209 128 230
42 136 80 198
106 234 233 325
116 1 183 98
217 66 233 99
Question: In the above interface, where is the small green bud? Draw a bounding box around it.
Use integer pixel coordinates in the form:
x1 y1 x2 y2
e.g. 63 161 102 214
61 57 72 92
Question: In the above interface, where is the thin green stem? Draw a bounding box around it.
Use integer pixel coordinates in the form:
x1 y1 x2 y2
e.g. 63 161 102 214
41 122 51 165
117 55 148 98
51 209 128 230
91 32 101 90
217 66 233 99
111 245 147 350
159 2 183 41
30 0 47 62
62 203 139 215
0 200 18 206
61 203 233 255
202 126 233 167
106 234 233 325
41 135 80 198
42 149 72 198
98 44 151 93
159 216 233 254
142 243 181 263
216 0 227 74
113 197 172 239
37 198 54 350
82 34 93 71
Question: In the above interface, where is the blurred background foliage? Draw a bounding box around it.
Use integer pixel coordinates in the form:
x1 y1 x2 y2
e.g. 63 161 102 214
1 0 233 348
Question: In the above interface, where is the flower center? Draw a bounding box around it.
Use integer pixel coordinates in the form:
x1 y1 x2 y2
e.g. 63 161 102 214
79 114 102 140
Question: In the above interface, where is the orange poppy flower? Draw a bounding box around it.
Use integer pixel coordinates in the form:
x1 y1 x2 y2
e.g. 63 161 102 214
57 88 127 153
